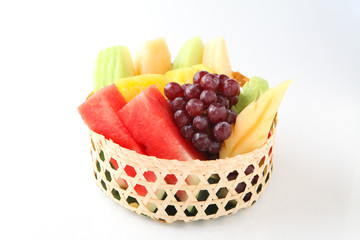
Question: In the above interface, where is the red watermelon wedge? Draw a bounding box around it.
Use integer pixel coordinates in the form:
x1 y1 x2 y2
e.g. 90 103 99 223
78 84 145 154
117 85 205 161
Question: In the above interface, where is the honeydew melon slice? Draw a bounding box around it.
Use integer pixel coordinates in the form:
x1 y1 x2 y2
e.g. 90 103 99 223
232 76 269 114
173 36 204 69
94 46 135 92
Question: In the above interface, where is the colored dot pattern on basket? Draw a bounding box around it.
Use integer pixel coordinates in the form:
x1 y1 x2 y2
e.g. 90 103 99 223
89 123 276 223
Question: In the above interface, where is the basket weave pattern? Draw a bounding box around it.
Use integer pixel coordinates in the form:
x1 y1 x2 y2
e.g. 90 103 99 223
90 127 275 223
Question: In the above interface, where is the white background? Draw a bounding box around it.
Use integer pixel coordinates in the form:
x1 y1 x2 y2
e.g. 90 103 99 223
1 0 359 239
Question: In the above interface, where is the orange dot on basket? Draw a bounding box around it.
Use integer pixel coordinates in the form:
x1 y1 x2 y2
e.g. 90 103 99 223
110 158 119 170
116 178 128 190
258 156 265 167
124 165 137 177
134 184 148 197
143 171 157 182
164 174 178 185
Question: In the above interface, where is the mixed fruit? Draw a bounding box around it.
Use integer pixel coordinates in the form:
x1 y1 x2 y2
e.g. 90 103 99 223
79 36 291 161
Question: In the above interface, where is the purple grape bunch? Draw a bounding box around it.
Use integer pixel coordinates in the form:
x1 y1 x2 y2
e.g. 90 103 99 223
164 71 240 158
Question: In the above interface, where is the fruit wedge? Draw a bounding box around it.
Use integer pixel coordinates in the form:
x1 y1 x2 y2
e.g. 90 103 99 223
165 64 214 85
94 46 135 92
232 76 269 114
115 74 168 102
117 85 206 161
220 80 292 158
203 37 233 78
135 38 171 75
78 84 145 154
173 36 204 69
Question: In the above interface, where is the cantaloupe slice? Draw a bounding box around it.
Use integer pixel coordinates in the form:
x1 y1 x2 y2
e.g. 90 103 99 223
135 38 171 75
115 74 168 102
202 37 233 78
220 80 292 158
165 64 214 85
173 36 204 69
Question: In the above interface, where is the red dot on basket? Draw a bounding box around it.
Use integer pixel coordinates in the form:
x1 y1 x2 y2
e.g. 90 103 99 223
143 171 157 182
268 147 273 156
124 165 137 177
268 131 272 139
164 174 178 185
110 158 118 170
134 184 148 197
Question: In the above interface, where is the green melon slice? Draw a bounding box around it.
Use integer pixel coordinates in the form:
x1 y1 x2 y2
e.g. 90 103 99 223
173 36 204 69
94 45 135 92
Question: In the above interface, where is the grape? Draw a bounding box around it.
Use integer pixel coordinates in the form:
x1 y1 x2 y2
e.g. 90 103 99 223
217 95 230 108
180 125 195 141
218 74 229 86
193 71 208 85
222 79 240 97
184 84 202 100
168 71 241 158
170 97 186 112
228 95 239 106
182 83 190 91
164 82 184 100
200 74 221 91
226 109 237 124
174 110 191 128
200 90 217 106
186 98 204 117
213 122 232 141
193 115 210 131
207 153 219 160
192 132 211 152
208 141 221 154
207 103 228 123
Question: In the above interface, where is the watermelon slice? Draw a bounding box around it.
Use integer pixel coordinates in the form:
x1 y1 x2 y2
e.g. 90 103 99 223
78 84 145 154
117 85 205 161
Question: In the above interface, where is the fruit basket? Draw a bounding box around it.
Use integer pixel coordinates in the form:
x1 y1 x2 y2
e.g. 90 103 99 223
79 37 291 223
90 119 277 223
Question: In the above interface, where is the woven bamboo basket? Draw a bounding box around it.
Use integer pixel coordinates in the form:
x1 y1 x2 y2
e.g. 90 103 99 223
89 119 276 223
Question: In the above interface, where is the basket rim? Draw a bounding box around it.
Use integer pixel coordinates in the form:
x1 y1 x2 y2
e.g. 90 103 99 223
88 118 277 169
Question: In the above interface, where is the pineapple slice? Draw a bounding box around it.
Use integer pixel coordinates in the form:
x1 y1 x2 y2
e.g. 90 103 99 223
115 74 168 102
220 80 292 158
203 37 233 78
165 64 214 85
135 38 171 75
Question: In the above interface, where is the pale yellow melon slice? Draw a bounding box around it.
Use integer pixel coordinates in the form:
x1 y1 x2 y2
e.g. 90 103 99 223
220 80 292 158
203 37 233 78
135 38 171 75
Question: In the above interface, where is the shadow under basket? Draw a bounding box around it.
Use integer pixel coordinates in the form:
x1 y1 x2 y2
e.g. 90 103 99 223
90 122 276 223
